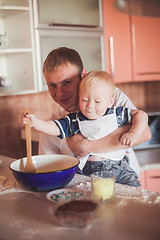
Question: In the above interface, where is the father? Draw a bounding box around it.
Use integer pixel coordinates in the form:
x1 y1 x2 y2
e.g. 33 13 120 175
39 47 151 175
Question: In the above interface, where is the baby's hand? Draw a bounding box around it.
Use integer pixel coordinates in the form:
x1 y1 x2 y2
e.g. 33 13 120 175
120 131 138 147
23 113 38 128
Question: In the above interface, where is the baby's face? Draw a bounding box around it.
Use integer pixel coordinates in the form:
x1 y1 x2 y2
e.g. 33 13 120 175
79 81 114 119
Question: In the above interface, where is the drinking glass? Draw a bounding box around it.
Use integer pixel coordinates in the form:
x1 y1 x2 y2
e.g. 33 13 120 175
91 171 115 202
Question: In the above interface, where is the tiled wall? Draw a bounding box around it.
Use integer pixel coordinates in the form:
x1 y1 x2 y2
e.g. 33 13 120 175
0 81 160 159
0 91 66 159
116 81 160 113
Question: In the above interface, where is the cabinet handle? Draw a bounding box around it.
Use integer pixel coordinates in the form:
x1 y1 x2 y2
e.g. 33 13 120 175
49 23 98 28
109 36 115 78
150 176 160 179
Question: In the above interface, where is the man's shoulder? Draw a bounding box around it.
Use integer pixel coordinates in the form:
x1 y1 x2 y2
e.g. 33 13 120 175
113 87 136 109
114 87 124 100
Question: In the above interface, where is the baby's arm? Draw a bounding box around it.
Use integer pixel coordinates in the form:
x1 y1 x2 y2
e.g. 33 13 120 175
120 110 148 147
23 114 61 136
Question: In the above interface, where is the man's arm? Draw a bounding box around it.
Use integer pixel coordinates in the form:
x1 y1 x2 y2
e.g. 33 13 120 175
66 124 151 156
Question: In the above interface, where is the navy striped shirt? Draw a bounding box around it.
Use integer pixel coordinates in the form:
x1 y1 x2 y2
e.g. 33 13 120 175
54 106 132 139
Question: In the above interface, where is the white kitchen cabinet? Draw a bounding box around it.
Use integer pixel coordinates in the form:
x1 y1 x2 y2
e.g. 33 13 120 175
33 0 105 91
0 0 37 96
34 0 101 28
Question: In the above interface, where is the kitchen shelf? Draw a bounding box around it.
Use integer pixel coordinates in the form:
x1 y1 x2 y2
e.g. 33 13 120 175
0 0 38 95
0 6 29 11
0 48 32 54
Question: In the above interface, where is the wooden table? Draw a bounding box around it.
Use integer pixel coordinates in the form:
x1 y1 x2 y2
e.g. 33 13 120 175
0 155 160 240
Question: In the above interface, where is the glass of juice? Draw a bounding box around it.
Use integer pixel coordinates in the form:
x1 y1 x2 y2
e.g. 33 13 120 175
91 171 115 202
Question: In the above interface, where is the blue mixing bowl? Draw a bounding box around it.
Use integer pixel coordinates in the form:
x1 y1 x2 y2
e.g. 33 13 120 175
10 155 79 191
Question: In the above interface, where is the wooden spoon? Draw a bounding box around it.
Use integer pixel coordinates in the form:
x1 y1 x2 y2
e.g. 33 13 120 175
24 109 36 173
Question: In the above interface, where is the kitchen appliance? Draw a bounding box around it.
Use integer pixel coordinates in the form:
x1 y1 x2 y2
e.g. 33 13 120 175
134 112 160 150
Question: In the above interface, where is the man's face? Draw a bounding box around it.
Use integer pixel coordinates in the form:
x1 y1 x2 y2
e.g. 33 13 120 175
44 63 81 112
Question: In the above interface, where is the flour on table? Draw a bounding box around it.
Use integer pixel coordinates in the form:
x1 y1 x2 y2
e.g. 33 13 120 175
0 175 20 193
73 180 160 205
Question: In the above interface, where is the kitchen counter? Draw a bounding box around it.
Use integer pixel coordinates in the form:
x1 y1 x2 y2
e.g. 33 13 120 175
0 155 160 240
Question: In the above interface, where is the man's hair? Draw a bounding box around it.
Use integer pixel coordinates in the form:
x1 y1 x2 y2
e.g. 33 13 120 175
79 70 115 96
43 47 84 76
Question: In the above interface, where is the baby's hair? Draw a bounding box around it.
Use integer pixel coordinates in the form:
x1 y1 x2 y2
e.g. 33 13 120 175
79 70 115 96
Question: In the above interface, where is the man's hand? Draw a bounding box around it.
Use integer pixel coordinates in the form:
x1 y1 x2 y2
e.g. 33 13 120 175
66 134 89 156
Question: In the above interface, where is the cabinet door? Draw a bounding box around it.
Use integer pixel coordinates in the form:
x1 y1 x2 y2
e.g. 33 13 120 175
35 0 100 27
102 0 132 83
131 15 160 81
146 169 160 193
